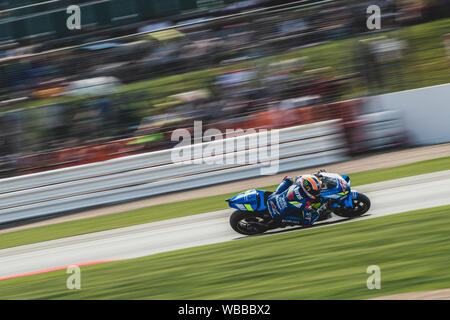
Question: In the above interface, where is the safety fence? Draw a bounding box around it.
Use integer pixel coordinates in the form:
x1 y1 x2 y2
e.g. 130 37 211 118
0 98 363 177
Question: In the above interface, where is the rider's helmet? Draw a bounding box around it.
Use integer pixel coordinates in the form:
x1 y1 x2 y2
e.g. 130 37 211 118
297 175 322 199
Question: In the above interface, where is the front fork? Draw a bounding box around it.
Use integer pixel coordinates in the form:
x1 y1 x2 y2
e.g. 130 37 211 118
343 190 359 208
322 190 358 213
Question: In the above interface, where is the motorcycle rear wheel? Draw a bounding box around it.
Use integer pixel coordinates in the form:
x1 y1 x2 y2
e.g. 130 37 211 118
230 210 269 235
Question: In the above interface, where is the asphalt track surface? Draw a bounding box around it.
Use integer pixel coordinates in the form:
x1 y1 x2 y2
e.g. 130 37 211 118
1 170 450 279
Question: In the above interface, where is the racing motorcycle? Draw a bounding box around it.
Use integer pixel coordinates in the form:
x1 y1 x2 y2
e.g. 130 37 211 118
226 172 371 235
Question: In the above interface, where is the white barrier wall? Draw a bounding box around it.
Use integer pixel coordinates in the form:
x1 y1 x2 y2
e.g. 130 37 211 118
365 83 450 145
356 110 409 150
0 120 349 224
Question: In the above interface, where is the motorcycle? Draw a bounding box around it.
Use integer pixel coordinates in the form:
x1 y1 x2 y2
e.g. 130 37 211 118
226 172 371 235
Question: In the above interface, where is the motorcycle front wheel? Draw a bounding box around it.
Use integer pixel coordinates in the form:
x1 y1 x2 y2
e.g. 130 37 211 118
333 193 371 218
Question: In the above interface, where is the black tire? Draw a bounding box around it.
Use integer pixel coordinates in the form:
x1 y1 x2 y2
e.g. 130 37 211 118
333 193 371 218
230 210 269 235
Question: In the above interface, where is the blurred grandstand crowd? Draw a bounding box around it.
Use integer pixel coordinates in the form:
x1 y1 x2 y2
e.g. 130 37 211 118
0 0 449 177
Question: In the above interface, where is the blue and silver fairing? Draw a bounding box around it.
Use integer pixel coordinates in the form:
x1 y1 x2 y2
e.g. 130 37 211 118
319 173 356 208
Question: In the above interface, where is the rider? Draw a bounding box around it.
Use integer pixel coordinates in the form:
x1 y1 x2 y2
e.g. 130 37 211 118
267 172 329 227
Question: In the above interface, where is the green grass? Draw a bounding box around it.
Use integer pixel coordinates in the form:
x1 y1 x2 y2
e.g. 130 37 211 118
1 205 450 299
7 18 450 112
0 156 449 251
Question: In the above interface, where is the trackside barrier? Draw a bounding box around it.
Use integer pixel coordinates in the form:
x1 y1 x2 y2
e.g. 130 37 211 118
0 120 349 224
356 111 409 150
4 99 364 177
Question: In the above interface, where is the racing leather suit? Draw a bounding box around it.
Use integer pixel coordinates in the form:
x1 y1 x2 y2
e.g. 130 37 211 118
267 176 327 226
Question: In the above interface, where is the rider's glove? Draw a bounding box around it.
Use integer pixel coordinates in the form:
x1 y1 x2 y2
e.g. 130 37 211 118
316 202 329 215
